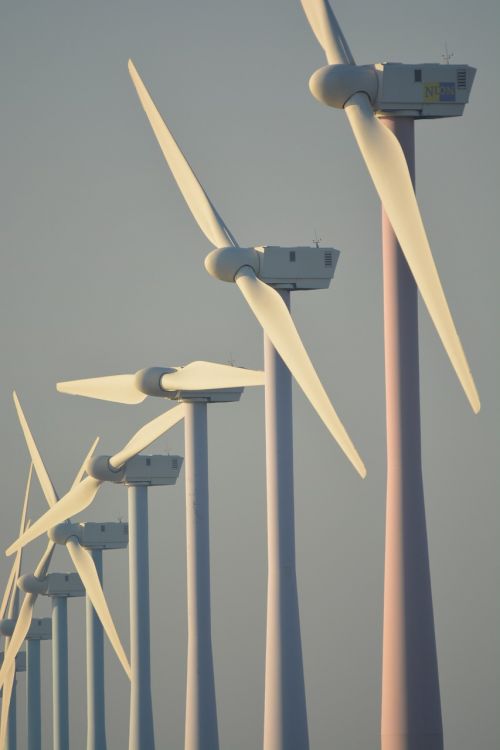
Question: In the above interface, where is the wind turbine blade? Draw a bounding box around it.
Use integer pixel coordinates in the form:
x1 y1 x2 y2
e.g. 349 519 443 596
345 93 480 413
5 478 101 557
70 437 100 491
0 664 16 749
0 593 36 688
160 361 264 391
13 392 59 507
128 59 238 249
235 266 366 477
57 375 146 405
301 0 355 65
109 403 185 469
0 564 18 621
66 539 131 679
19 463 33 535
1 468 33 618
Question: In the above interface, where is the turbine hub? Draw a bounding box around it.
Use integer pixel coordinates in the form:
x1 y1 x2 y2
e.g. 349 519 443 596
48 522 82 546
17 573 48 595
309 64 378 109
85 455 126 483
0 619 16 637
204 246 260 283
135 366 176 397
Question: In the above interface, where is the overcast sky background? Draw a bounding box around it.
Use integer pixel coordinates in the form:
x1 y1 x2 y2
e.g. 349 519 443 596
1 0 498 748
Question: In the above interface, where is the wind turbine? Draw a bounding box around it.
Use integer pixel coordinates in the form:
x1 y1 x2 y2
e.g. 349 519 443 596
57 360 264 750
82 452 183 750
17 571 85 750
0 464 32 750
299 2 480 748
126 62 366 750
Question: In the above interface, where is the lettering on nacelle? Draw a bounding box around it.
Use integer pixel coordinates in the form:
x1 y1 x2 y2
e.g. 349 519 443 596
423 82 456 102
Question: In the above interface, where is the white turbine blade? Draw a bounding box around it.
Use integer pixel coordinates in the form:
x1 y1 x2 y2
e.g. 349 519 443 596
70 437 100 491
0 663 16 748
0 592 36 689
18 463 33 535
0 563 18 621
301 0 355 65
5 478 101 557
160 361 264 391
13 392 59 507
57 374 146 405
109 403 185 469
345 93 480 413
66 539 131 679
128 59 238 249
2 472 34 618
235 266 366 477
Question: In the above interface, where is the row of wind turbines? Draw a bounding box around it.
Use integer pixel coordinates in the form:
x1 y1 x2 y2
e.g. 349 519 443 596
1 1 480 749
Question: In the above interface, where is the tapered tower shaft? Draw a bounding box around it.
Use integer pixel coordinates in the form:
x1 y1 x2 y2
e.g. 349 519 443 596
381 117 442 750
263 289 309 750
183 401 219 750
128 485 155 750
52 596 69 750
5 589 20 750
6 675 17 750
86 549 107 750
26 639 41 750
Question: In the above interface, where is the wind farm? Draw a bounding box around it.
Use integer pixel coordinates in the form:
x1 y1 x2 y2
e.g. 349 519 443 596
0 1 497 749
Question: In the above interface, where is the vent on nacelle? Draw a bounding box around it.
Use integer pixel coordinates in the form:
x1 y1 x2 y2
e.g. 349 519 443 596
324 251 333 267
172 458 179 470
457 69 467 89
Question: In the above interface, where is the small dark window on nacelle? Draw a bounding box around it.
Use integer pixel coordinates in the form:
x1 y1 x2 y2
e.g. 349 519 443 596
100 524 105 532
289 251 296 262
146 457 151 466
414 69 422 82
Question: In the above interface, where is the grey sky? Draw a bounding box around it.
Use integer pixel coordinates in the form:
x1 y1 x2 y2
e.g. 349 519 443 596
1 0 498 748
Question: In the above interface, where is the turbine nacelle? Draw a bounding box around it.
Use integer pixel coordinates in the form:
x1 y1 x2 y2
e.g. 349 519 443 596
207 245 339 290
86 453 182 486
18 572 85 598
49 521 129 550
309 62 476 118
0 617 51 640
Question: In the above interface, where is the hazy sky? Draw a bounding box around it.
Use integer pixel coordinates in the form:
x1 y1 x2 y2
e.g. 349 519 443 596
1 1 498 748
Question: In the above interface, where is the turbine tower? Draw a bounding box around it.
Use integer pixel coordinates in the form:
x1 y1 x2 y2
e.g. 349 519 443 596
83 453 183 750
24 617 51 750
17 572 85 750
1 615 52 750
126 64 366 750
300 2 479 748
57 360 265 750
0 462 32 750
80 522 129 750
